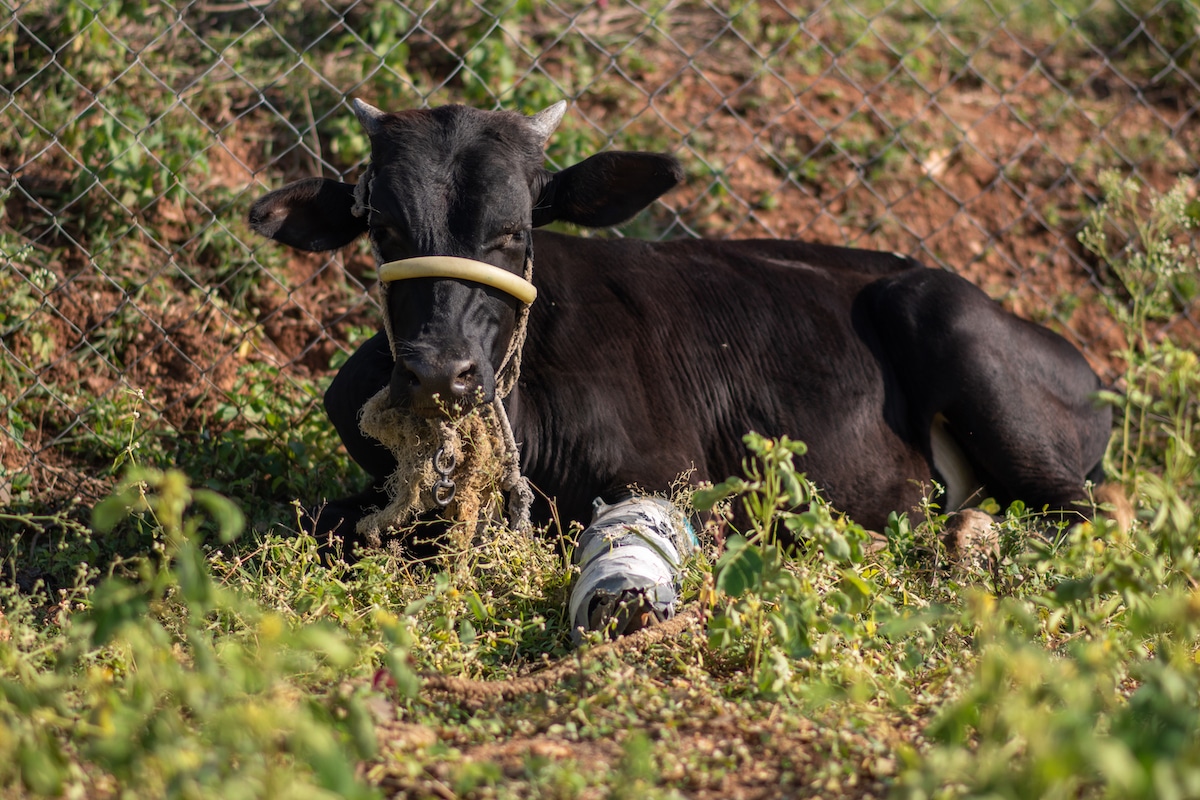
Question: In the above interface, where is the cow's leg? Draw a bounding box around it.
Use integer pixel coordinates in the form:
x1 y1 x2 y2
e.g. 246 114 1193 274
310 331 396 548
867 270 1111 517
325 331 396 482
938 354 1110 515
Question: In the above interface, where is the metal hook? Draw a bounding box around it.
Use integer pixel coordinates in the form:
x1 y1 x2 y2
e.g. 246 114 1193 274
433 479 456 507
433 446 457 478
432 446 457 507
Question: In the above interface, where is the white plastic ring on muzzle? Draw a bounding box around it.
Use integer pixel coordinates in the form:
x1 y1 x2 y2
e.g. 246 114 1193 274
378 256 537 305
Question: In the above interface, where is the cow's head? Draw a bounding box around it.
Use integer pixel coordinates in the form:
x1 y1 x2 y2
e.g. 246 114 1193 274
250 101 683 417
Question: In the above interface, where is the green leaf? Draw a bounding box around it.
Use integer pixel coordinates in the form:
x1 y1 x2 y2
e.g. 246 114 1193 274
840 570 874 614
192 489 245 543
0 681 39 714
385 651 421 700
715 535 764 598
18 736 66 796
706 612 739 649
467 591 489 621
403 596 433 616
619 730 656 782
297 626 356 670
343 696 379 761
87 578 152 647
781 468 808 506
175 540 214 610
459 618 477 646
1053 577 1099 604
1090 740 1141 793
822 530 852 563
692 477 747 511
91 483 144 532
298 726 361 797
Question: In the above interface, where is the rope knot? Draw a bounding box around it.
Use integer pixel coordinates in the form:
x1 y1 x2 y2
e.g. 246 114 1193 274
351 163 374 219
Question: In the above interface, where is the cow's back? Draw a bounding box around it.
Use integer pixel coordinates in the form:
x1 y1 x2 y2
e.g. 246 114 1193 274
513 231 933 529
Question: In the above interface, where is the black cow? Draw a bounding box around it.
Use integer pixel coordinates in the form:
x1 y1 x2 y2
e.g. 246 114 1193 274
250 100 1111 544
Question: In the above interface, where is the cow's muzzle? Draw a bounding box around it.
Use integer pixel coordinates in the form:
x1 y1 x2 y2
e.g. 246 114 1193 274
379 254 532 418
390 355 491 418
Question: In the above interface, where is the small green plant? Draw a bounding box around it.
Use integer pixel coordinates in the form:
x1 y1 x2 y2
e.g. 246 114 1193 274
5 3 1200 797
0 469 385 798
1079 171 1200 490
693 433 880 697
896 578 1200 799
1080 171 1195 338
0 208 59 382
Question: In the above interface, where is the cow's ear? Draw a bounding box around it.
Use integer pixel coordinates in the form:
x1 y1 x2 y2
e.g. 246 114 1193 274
532 152 683 228
249 177 368 252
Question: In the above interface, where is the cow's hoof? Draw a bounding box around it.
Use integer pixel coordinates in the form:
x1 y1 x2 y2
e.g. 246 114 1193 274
299 485 390 564
567 497 694 646
941 508 1000 571
585 589 668 640
300 502 368 564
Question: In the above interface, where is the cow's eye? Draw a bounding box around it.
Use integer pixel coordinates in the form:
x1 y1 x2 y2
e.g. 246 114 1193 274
492 229 524 250
373 227 411 251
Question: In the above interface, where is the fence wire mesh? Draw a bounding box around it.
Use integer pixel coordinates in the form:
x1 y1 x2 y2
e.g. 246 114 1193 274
2 0 1198 521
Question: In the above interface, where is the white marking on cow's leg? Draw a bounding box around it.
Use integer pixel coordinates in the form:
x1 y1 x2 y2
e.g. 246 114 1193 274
930 413 985 512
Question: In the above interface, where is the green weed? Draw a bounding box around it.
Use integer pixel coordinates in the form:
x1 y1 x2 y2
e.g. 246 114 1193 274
0 468 384 798
1079 171 1199 488
3 3 1200 797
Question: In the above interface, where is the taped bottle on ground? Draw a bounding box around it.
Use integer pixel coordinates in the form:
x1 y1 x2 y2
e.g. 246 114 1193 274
569 496 698 645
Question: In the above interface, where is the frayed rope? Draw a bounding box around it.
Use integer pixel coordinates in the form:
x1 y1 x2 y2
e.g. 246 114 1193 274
410 606 705 708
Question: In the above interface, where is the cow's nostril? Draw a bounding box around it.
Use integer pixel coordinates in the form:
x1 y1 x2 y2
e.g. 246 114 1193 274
399 358 484 416
452 364 477 394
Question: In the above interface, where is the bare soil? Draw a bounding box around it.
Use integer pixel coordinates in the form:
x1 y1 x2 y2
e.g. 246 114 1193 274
3 5 1199 797
7 5 1199 510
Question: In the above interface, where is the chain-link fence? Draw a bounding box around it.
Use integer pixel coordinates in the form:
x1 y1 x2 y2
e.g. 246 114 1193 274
3 0 1198 522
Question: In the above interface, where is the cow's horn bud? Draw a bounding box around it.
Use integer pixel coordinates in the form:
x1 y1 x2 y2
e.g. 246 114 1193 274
528 101 568 148
353 98 386 136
